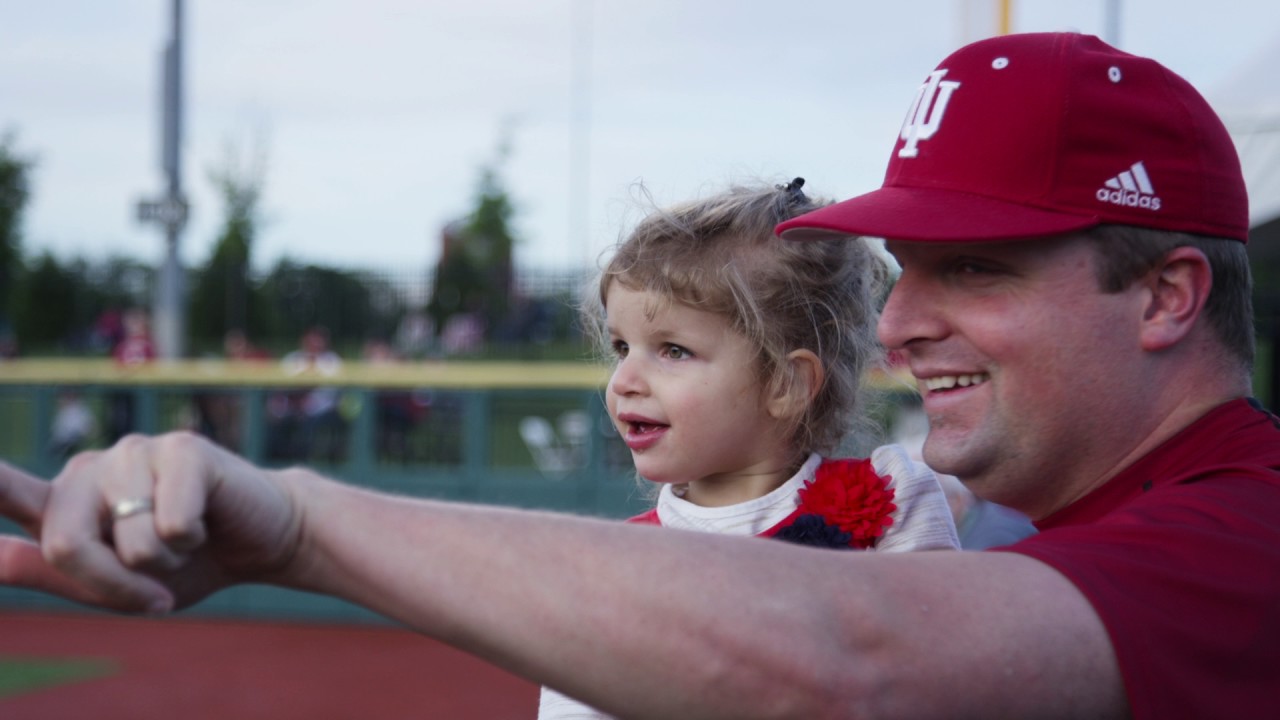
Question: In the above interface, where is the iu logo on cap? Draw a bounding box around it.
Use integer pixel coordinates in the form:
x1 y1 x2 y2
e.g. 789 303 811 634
899 69 961 158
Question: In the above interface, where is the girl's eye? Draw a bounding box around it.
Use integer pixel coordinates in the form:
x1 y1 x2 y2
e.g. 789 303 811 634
663 344 691 360
610 340 629 359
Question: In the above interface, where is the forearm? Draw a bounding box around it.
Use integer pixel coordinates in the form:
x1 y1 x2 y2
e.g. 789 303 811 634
284 473 880 718
278 470 1127 719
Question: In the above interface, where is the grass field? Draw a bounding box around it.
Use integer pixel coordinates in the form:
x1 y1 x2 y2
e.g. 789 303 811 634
0 657 118 698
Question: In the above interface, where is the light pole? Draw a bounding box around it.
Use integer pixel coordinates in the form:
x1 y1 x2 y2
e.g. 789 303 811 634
569 0 592 270
138 0 188 359
1103 0 1122 47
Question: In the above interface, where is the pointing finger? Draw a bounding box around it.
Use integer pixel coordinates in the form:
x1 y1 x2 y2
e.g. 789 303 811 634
0 535 167 612
0 459 53 533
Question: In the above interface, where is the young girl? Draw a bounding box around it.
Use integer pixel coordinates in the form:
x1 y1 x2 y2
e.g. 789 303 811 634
537 178 959 719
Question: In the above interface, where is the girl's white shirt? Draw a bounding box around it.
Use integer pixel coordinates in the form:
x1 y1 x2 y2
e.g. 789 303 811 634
536 443 960 720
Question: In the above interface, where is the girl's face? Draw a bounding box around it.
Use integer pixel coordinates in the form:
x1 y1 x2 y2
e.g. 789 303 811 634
604 284 797 506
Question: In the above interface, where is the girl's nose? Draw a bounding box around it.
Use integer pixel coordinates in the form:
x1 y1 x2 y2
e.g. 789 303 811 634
608 356 648 397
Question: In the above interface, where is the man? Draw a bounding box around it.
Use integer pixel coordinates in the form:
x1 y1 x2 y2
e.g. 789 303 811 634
1 32 1276 718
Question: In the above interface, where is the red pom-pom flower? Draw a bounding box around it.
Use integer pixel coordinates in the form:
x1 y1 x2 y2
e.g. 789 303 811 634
768 458 897 550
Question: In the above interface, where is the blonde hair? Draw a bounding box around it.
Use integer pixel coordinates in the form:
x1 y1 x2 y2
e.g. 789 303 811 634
583 179 889 457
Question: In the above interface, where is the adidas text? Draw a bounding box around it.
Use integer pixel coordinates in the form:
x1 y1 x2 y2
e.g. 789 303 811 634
1095 188 1162 210
1097 161 1161 212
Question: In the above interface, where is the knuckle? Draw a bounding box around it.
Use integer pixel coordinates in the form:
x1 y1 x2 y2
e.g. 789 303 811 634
42 531 86 569
155 517 204 548
165 430 203 448
117 544 152 570
120 540 182 573
61 449 102 474
115 433 149 452
159 430 210 461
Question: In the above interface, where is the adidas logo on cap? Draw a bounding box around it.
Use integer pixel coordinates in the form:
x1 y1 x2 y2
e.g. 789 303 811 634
1096 161 1162 211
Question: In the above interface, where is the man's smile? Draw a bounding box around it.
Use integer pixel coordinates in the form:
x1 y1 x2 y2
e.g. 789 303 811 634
920 373 990 392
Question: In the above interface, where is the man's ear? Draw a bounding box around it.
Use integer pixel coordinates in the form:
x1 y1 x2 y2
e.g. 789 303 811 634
767 349 824 420
1139 246 1213 352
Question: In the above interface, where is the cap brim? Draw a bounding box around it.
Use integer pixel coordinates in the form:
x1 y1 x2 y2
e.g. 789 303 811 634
776 186 1101 243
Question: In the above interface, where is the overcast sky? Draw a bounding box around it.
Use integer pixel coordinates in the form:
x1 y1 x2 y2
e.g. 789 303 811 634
3 0 1277 277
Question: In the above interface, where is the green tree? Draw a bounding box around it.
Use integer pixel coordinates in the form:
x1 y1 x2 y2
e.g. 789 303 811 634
427 140 519 343
9 255 149 355
259 261 404 353
188 142 267 352
12 252 77 351
83 257 154 313
465 164 516 329
0 132 33 330
427 221 487 333
80 258 151 356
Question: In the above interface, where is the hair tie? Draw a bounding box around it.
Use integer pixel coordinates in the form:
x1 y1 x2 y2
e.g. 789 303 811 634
778 177 808 205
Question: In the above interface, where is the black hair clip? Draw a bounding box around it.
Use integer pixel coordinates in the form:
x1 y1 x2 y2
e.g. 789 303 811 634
778 177 807 205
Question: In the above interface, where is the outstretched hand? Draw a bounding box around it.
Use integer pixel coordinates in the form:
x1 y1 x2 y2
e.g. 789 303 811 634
0 433 306 614
0 457 108 606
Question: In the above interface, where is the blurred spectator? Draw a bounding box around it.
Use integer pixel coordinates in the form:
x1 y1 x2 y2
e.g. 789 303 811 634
362 337 397 364
363 338 428 463
112 308 155 366
270 326 346 463
50 390 97 459
106 308 155 443
393 310 436 360
281 326 342 376
195 330 273 452
224 329 271 361
91 307 124 355
441 311 484 356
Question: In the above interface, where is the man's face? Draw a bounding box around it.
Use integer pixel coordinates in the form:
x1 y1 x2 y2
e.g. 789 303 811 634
879 235 1148 519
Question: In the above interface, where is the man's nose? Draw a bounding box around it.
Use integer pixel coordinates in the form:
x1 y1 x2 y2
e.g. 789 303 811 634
878 270 947 351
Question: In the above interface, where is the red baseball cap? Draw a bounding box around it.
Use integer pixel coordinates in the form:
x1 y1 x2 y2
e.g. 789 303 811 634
777 32 1249 243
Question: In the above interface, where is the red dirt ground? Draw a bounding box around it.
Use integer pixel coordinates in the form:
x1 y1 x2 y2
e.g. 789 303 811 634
0 611 539 719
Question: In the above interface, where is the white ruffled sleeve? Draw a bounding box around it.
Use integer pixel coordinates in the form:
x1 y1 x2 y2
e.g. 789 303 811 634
538 686 614 720
870 443 961 552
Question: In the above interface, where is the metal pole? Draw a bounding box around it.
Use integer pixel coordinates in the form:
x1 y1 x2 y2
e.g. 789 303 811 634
153 0 187 359
1103 0 1122 47
569 0 593 269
